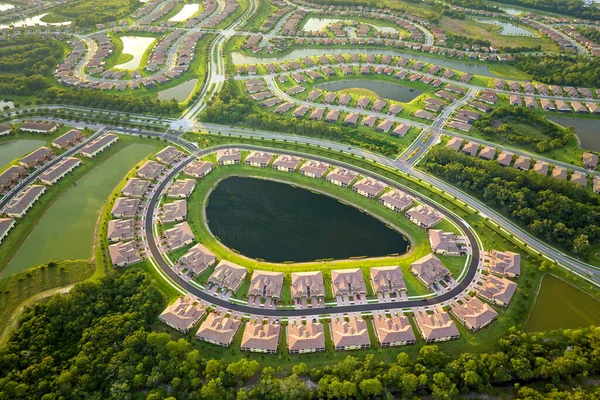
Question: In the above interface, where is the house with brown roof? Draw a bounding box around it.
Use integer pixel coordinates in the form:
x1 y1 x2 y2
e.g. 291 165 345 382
217 148 241 165
352 177 385 199
594 176 600 194
326 167 358 187
483 250 520 278
167 179 196 198
121 178 150 198
414 311 460 343
446 137 462 151
540 99 555 111
288 322 326 354
410 254 450 288
107 219 135 242
497 151 513 167
179 243 217 277
0 218 15 244
159 296 205 333
163 222 195 250
196 313 241 347
373 314 416 347
19 147 54 168
583 152 598 169
162 199 186 223
451 297 498 332
478 274 517 307
108 240 142 267
406 204 442 229
299 160 329 178
291 271 325 303
156 146 184 165
0 166 26 191
379 189 413 213
39 157 81 186
331 268 367 300
241 321 280 354
0 124 11 136
19 121 59 134
551 166 567 180
208 260 247 293
533 160 549 176
137 160 165 180
414 110 435 120
370 266 406 297
429 230 468 256
80 133 118 158
514 156 530 170
183 160 214 178
478 146 496 160
330 317 371 351
52 129 84 149
249 270 284 301
111 197 139 218
361 115 377 127
246 151 274 167
570 172 587 187
392 123 410 137
2 185 46 218
273 155 302 172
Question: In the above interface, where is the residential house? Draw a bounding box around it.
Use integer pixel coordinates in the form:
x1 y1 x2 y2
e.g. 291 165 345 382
159 297 205 333
241 321 280 354
330 317 371 351
406 205 442 229
451 297 498 332
287 322 326 354
373 314 416 347
196 313 241 347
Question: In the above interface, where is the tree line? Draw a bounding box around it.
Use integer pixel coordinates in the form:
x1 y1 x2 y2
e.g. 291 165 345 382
425 147 600 256
488 0 600 20
1 268 600 399
473 106 574 153
516 54 600 88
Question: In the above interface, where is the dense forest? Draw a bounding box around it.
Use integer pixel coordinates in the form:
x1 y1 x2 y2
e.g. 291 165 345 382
425 147 600 256
473 106 574 153
0 269 599 399
0 35 180 116
49 0 139 26
200 80 401 156
516 55 600 88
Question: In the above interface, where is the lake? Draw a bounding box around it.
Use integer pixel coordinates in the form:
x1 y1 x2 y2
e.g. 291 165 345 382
0 3 14 11
525 274 600 332
1 143 154 278
158 79 198 102
169 4 200 22
231 48 506 79
114 36 157 71
302 17 396 33
548 116 600 152
0 13 71 29
0 140 45 170
316 79 422 103
473 18 535 36
205 177 409 263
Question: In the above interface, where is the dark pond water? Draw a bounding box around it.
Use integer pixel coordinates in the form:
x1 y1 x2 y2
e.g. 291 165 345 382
548 116 600 152
316 79 422 103
205 177 409 263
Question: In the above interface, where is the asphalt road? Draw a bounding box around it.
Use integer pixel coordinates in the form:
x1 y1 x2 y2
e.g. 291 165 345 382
144 144 481 316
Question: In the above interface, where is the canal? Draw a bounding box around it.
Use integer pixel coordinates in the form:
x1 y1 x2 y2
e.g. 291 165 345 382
315 79 422 103
205 177 409 263
525 274 600 332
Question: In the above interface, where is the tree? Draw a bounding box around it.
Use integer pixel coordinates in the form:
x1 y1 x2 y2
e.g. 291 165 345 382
573 234 589 256
359 378 383 397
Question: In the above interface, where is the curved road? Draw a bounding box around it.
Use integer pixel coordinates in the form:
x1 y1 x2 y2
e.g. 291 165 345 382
144 144 481 316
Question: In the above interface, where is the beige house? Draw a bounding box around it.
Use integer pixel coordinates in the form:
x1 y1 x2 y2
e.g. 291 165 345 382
179 243 217 277
478 146 496 160
478 274 517 307
379 190 414 213
461 141 479 156
196 313 242 347
533 160 549 176
121 178 150 198
217 148 241 165
406 204 442 229
111 197 139 218
331 317 371 351
20 121 59 134
39 157 81 185
273 155 302 172
108 240 142 267
0 218 16 244
373 314 416 347
249 270 284 300
446 137 462 151
570 172 587 187
299 160 330 178
352 177 386 199
156 146 184 165
161 200 187 223
136 160 165 180
451 297 498 332
241 321 280 354
483 250 521 278
410 254 450 288
287 322 326 354
2 184 46 218
414 311 460 343
370 266 406 295
513 156 530 170
107 219 135 242
167 179 197 198
331 268 367 298
159 296 205 333
326 168 358 187
497 151 513 167
551 166 567 180
163 222 195 250
429 230 468 256
583 152 598 169
80 133 118 158
246 151 274 167
208 260 247 293
291 271 325 302
183 160 214 178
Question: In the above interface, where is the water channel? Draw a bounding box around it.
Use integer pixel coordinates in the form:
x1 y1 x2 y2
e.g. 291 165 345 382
114 36 157 71
0 13 71 29
205 177 409 263
315 79 422 102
